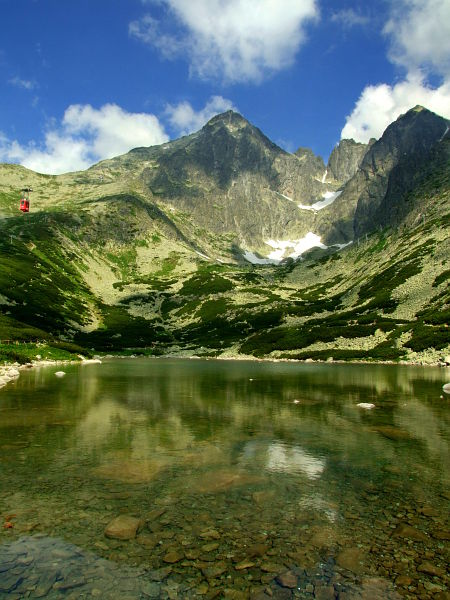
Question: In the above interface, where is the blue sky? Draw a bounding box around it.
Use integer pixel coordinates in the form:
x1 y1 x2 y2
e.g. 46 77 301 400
0 0 449 174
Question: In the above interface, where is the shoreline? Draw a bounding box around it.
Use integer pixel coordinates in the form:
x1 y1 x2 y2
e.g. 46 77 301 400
1 353 448 391
0 358 101 390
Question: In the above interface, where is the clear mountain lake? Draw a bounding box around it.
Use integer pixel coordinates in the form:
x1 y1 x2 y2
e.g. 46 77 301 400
0 358 448 599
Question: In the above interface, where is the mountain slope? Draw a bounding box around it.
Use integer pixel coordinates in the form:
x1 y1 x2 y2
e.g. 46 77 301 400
0 106 448 363
321 106 450 244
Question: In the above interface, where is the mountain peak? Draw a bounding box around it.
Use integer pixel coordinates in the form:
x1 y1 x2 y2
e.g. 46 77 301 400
204 110 249 131
327 138 369 184
396 104 448 127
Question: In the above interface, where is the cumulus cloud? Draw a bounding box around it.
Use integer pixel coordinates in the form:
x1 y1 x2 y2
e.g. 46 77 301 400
341 75 450 142
342 0 450 143
2 131 92 174
384 0 450 77
165 95 236 136
0 104 168 175
130 0 319 83
62 104 168 159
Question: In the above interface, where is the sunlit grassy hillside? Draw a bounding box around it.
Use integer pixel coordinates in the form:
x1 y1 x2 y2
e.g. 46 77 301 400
0 127 448 365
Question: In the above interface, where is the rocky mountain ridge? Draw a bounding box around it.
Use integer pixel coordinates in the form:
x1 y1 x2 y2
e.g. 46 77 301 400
0 105 448 363
322 106 449 243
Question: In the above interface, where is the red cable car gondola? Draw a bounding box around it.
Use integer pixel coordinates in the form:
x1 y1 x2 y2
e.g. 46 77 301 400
19 187 32 213
19 198 30 212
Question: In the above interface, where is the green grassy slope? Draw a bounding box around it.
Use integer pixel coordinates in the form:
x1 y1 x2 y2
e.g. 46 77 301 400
0 137 448 364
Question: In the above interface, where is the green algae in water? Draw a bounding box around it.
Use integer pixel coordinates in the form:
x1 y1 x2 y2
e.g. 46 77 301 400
0 359 449 599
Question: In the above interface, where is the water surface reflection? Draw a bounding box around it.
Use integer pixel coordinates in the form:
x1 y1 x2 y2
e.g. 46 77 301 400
0 359 448 599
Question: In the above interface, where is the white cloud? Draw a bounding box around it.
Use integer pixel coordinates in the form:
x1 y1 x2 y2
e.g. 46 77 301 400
341 75 450 142
2 131 92 174
342 0 450 143
128 14 184 59
0 104 168 175
130 0 319 83
384 0 450 77
62 104 168 159
165 95 236 136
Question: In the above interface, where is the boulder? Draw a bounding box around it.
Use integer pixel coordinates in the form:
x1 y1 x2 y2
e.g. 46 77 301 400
392 523 427 542
276 571 297 589
336 547 366 574
104 515 141 540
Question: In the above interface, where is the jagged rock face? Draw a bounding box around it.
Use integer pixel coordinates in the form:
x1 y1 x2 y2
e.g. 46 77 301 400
1 106 447 263
136 111 334 250
294 147 326 179
0 106 448 361
321 107 450 243
376 131 450 230
353 106 449 237
327 139 370 184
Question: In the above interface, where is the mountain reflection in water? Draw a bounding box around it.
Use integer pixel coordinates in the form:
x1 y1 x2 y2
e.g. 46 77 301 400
0 358 448 599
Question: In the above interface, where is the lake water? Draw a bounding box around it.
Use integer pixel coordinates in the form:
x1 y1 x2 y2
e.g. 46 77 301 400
0 359 448 599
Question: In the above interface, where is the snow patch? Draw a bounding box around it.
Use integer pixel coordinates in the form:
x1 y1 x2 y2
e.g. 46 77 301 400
311 190 342 210
266 232 327 261
243 251 278 265
279 192 294 202
243 232 351 265
274 191 298 205
332 240 353 250
297 203 316 212
274 189 341 212
195 251 210 260
244 232 328 264
297 190 342 212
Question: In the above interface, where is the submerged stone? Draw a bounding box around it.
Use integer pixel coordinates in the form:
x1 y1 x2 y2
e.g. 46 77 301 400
417 561 446 577
192 469 262 493
0 573 23 593
395 575 412 587
252 490 276 505
104 515 141 540
433 529 450 540
234 559 256 571
201 561 228 579
247 542 270 557
260 562 285 573
336 547 366 574
392 523 428 542
93 458 166 484
163 550 184 564
199 528 221 540
276 570 297 588
373 426 411 440
314 585 336 600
